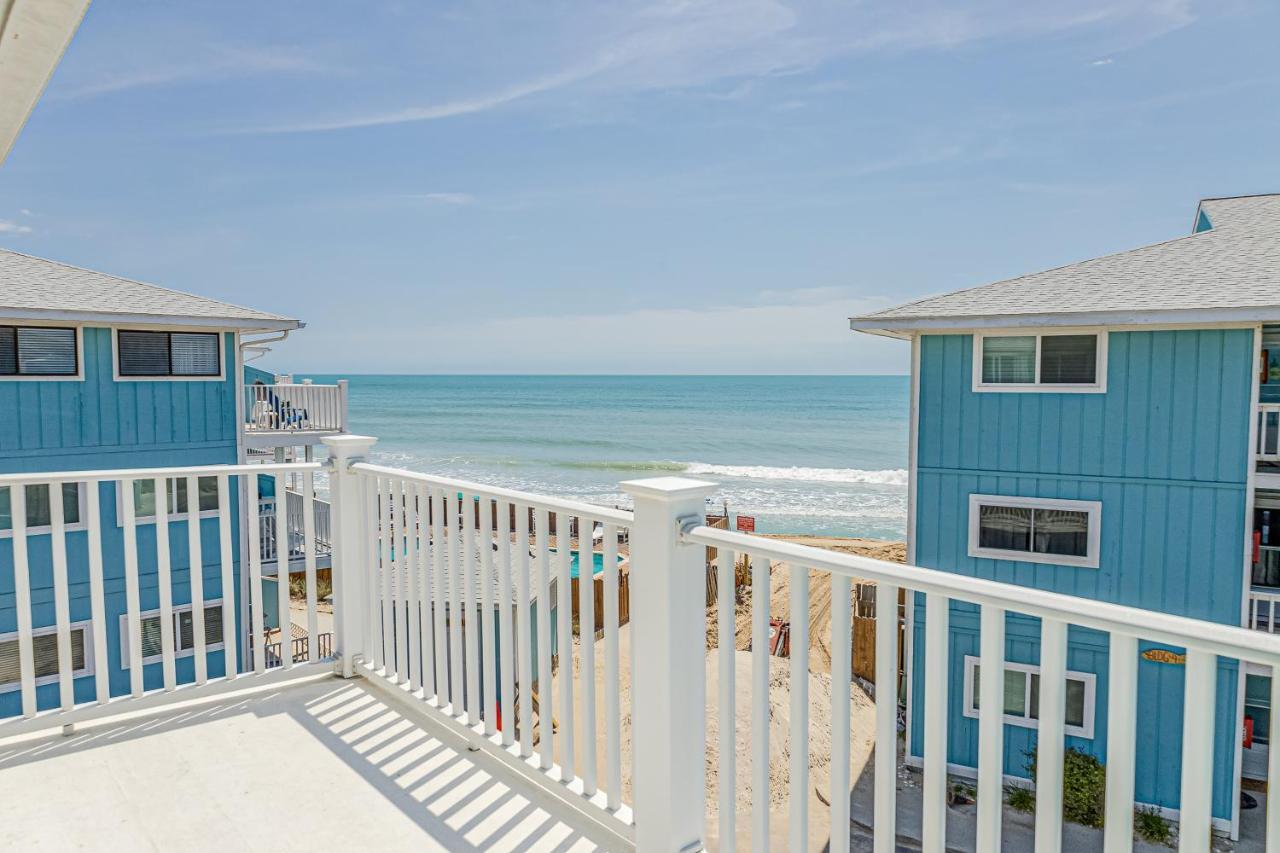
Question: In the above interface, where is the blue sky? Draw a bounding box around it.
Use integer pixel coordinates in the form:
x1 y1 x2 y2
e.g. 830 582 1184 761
1 1 1277 374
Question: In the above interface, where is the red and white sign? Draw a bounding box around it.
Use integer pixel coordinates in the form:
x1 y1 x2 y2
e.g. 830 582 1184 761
736 515 756 532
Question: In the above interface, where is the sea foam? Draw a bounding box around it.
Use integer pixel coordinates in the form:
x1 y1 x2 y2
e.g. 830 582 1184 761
681 462 907 486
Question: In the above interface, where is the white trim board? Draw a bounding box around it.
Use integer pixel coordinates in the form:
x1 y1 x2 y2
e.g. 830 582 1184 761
0 322 85 382
967 494 1102 569
0 619 95 693
971 329 1108 394
959 654 1097 740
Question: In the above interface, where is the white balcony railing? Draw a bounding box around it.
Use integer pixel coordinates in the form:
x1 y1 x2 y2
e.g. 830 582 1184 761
1250 587 1280 632
7 442 1280 851
244 381 347 435
259 490 332 566
1259 403 1280 461
0 461 331 736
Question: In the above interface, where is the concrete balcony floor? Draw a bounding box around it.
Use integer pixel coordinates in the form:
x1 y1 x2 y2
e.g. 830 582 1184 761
0 676 607 852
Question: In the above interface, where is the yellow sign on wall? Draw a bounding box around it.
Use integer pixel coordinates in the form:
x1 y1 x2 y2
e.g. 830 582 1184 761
1141 649 1186 665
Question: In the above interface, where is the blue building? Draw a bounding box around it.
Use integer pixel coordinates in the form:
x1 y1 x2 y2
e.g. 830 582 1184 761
852 194 1280 840
0 249 346 714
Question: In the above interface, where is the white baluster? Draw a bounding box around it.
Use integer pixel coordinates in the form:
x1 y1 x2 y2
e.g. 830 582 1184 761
922 593 949 852
874 583 899 853
603 521 622 809
497 501 515 747
186 475 207 685
1103 632 1137 852
535 509 553 767
86 482 109 702
217 474 236 678
49 483 74 710
1034 619 1068 853
303 471 319 664
789 562 810 851
751 553 771 852
155 477 177 690
556 511 575 780
11 485 36 716
829 571 851 853
1179 649 1216 853
274 472 291 671
517 505 534 757
976 605 1006 852
579 514 598 796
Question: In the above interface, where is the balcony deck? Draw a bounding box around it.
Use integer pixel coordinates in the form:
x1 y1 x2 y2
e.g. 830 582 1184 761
0 675 607 853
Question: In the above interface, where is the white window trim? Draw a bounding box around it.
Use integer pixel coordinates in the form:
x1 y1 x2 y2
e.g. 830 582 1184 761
0 482 90 539
0 322 85 382
118 599 227 668
113 477 222 527
972 329 1108 394
0 620 96 693
111 327 226 382
967 494 1102 569
961 655 1097 739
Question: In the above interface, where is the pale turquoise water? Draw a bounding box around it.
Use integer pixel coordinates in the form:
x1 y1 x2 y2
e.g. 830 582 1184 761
302 375 909 539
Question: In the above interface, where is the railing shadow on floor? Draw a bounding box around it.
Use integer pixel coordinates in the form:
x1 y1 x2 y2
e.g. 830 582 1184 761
0 677 608 852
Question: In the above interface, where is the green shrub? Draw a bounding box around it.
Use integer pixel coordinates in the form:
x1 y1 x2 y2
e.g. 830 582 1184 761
1133 806 1173 846
1027 747 1106 829
1005 784 1036 813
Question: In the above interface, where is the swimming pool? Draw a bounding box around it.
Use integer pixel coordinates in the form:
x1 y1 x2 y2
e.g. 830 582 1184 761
564 550 621 579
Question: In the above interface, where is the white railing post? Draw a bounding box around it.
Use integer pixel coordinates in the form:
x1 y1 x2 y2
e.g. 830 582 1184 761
324 434 378 678
337 379 350 432
620 476 717 853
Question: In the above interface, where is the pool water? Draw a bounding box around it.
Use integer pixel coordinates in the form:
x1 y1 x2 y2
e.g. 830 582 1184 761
565 550 618 579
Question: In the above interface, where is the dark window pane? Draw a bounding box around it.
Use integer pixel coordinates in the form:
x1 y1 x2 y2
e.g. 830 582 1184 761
118 331 170 376
1029 673 1040 720
177 605 224 650
0 637 18 685
979 504 1032 552
1066 679 1087 728
981 336 1035 384
17 327 76 375
140 615 164 658
170 333 219 376
1032 509 1089 558
0 327 17 374
0 483 78 530
1039 335 1097 384
198 476 219 512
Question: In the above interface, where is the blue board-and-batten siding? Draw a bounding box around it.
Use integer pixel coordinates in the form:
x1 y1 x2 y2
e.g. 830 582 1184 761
0 327 244 716
909 328 1254 821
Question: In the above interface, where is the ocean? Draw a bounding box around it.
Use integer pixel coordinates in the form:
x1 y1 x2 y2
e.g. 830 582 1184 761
301 375 909 540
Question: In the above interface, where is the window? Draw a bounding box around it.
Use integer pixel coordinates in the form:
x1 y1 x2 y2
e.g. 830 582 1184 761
968 494 1101 568
962 656 1096 738
117 330 220 378
974 332 1106 392
0 623 94 691
119 601 225 667
0 325 78 377
0 483 84 536
122 476 219 522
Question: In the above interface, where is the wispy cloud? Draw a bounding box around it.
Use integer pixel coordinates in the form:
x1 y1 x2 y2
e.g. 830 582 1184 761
230 0 1200 135
54 45 328 99
0 220 33 235
411 193 476 205
1091 57 1115 65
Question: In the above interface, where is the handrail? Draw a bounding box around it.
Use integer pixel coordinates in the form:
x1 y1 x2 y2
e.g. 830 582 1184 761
351 462 635 525
0 461 322 487
682 524 1280 666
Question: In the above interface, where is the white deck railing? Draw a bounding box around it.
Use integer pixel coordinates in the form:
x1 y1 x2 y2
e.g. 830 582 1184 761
259 490 332 565
0 461 331 737
1259 403 1280 462
9 439 1280 852
244 381 347 435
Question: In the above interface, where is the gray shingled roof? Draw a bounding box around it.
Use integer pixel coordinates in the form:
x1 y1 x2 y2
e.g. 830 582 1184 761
851 194 1280 334
0 248 301 330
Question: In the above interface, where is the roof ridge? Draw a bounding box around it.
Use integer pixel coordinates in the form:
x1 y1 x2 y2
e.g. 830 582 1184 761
0 246 293 321
855 228 1216 321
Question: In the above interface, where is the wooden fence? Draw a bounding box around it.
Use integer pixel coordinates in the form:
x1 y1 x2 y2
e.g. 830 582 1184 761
570 572 631 633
